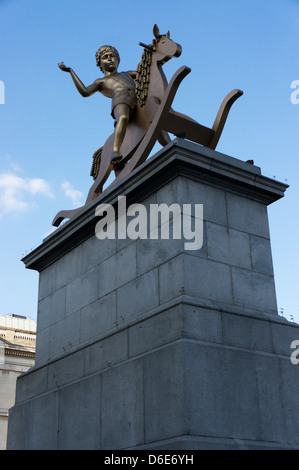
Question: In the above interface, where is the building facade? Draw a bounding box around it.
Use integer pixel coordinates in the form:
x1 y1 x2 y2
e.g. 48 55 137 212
0 314 36 450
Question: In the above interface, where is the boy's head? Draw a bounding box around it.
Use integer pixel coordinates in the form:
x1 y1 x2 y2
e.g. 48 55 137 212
95 45 120 72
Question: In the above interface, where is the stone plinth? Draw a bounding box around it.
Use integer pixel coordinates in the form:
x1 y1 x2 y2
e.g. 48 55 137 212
7 139 299 449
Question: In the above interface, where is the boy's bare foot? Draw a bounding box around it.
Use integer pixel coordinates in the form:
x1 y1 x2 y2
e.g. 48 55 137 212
110 151 123 164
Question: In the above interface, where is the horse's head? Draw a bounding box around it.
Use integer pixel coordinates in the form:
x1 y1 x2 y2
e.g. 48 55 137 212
150 24 182 64
136 25 182 110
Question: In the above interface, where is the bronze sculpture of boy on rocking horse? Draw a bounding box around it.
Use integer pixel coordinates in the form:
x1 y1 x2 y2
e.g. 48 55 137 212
53 25 243 228
58 45 137 165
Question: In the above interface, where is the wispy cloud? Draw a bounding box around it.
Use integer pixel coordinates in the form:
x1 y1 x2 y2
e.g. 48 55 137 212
0 171 54 218
4 154 23 173
61 180 84 207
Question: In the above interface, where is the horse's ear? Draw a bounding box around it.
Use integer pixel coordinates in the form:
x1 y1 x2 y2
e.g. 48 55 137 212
166 30 170 38
153 24 160 38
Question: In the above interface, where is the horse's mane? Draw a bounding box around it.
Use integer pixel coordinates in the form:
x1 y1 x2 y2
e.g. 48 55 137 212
135 46 153 107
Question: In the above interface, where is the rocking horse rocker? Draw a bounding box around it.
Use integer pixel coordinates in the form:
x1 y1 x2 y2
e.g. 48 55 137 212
52 24 243 227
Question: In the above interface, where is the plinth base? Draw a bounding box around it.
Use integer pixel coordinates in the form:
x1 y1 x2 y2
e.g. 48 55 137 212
7 139 299 450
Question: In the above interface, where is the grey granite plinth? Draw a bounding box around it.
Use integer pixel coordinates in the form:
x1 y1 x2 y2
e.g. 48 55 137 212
7 139 299 449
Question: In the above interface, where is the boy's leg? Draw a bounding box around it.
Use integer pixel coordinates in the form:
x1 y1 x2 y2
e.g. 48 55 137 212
111 104 130 164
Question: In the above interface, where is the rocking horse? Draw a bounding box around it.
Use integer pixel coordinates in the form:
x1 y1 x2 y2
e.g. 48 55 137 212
52 24 243 227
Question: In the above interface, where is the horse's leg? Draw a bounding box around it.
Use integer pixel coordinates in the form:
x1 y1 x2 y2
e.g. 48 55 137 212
52 136 114 227
162 91 243 148
208 89 243 150
158 130 171 146
169 107 199 124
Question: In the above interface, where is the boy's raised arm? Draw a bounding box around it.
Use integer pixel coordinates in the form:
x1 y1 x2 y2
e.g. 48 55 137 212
58 62 101 97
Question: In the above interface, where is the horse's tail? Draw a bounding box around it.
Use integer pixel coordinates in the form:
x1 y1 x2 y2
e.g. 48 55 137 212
90 146 103 180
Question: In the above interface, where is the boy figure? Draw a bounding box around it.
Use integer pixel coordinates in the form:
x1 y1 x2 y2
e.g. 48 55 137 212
58 45 137 164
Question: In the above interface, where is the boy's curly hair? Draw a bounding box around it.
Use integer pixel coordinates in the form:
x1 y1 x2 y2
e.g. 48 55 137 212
95 45 120 72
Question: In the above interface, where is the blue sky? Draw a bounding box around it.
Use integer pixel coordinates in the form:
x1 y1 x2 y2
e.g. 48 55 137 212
0 0 298 322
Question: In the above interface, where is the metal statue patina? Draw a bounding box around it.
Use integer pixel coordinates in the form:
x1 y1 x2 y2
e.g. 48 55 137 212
59 45 137 165
53 24 243 227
